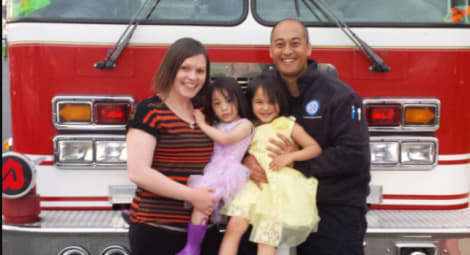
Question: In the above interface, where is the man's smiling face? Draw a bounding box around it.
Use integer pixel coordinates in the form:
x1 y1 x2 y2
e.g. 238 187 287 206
269 19 312 79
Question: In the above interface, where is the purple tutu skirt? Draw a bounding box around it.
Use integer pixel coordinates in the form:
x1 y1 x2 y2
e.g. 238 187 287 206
188 157 250 223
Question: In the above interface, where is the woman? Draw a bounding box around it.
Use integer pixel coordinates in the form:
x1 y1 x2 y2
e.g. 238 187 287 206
126 37 221 255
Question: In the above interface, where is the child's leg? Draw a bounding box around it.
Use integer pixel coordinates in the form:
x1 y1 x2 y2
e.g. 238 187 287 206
218 216 249 255
191 209 208 225
257 243 276 255
175 209 209 255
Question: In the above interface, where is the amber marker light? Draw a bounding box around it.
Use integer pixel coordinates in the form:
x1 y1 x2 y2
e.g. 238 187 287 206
57 102 92 123
404 106 436 125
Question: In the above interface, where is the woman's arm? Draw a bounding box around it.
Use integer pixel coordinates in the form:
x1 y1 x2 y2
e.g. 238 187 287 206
269 123 322 171
126 128 216 213
193 109 252 145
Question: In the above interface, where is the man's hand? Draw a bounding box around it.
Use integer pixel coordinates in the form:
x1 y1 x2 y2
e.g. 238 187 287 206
267 133 298 160
244 155 267 189
269 154 293 171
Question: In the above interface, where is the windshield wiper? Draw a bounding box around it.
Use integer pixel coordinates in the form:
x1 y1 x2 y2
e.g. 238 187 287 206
300 0 390 72
94 0 160 70
294 0 300 16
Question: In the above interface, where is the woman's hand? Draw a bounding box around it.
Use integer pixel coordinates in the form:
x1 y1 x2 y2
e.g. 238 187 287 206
190 187 216 216
244 155 268 189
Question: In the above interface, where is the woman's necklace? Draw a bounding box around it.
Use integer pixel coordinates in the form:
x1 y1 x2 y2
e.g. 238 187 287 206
164 98 195 129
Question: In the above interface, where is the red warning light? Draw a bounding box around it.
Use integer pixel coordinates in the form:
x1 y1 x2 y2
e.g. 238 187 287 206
366 104 402 126
94 102 131 124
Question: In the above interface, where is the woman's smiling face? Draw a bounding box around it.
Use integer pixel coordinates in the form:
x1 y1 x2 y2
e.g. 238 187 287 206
172 53 207 99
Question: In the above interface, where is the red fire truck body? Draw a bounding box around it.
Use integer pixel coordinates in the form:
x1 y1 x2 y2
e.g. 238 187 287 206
3 1 470 255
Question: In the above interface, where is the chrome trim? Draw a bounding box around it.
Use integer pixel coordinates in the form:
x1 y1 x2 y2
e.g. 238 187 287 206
58 246 90 255
366 228 470 235
55 100 93 125
363 98 440 132
210 62 267 79
100 245 130 255
366 185 383 204
366 208 470 235
3 224 129 234
52 95 134 131
53 134 127 169
370 136 438 170
395 242 437 255
2 210 129 233
109 185 136 204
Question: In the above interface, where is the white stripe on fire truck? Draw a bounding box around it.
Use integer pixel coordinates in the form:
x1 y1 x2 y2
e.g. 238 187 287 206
439 153 470 161
7 22 470 48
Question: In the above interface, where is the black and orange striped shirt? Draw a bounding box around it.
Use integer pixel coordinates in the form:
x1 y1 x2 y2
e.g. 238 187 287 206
126 95 213 228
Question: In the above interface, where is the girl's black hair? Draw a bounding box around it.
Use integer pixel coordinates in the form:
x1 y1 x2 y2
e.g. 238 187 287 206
204 76 250 123
246 74 290 120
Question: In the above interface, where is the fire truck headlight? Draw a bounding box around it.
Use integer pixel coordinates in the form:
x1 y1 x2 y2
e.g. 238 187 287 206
96 141 127 163
54 135 127 168
370 142 399 164
370 136 438 170
58 140 93 162
401 142 436 165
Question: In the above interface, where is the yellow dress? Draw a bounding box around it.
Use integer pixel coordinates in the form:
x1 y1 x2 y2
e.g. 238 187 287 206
221 116 320 247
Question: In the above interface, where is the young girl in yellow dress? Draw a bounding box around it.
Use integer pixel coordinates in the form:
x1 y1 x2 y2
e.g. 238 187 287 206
219 75 322 255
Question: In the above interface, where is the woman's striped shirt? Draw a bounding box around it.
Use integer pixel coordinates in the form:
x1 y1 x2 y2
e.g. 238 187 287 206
126 95 213 228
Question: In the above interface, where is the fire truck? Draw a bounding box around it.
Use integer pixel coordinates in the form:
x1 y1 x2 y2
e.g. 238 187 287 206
2 0 470 254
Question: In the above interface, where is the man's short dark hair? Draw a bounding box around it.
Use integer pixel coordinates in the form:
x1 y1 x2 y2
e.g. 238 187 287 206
270 18 310 44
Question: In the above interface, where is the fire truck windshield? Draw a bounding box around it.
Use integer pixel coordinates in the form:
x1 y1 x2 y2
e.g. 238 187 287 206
6 0 247 25
7 0 469 26
254 0 470 26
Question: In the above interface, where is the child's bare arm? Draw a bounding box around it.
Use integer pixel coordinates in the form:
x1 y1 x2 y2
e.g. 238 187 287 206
193 109 252 145
289 122 322 160
269 122 322 171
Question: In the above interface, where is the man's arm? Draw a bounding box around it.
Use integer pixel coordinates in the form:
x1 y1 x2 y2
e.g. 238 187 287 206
296 94 370 178
244 155 268 189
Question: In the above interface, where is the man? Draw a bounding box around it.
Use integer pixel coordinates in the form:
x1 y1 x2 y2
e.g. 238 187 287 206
246 18 371 255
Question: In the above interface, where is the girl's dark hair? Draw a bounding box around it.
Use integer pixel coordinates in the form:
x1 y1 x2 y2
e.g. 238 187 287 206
246 74 290 120
153 38 210 107
204 76 250 124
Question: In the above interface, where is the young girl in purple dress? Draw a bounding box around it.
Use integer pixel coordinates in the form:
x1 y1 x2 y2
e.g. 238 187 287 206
176 76 254 255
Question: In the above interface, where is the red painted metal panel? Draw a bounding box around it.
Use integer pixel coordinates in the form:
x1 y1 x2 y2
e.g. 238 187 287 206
382 193 469 200
8 44 470 157
370 203 468 210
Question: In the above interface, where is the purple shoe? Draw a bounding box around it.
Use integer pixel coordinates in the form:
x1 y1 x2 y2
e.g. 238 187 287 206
175 223 207 255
